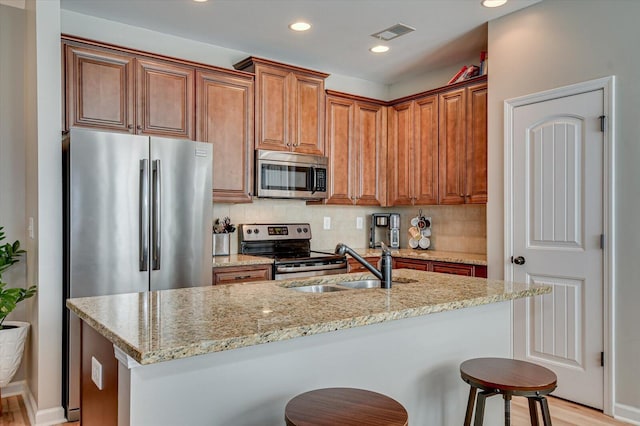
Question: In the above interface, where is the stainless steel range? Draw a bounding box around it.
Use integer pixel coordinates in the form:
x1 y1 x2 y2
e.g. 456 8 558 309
240 223 347 280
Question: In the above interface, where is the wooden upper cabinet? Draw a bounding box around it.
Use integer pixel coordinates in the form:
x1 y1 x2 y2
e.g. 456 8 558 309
234 57 328 155
64 41 195 139
413 95 439 205
465 83 488 204
135 59 194 139
325 95 354 205
438 82 487 204
388 95 438 206
325 92 386 206
64 44 134 132
387 101 414 206
354 101 386 206
438 87 467 204
196 70 254 203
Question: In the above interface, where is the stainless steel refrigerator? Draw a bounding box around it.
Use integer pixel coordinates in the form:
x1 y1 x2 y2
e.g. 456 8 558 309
62 128 213 420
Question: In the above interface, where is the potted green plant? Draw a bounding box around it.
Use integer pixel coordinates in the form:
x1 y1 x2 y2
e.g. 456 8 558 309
0 226 36 397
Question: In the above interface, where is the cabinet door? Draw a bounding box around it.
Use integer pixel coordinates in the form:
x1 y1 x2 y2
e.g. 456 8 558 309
212 265 272 285
196 70 254 203
394 258 431 271
465 83 488 204
292 74 325 155
136 58 194 139
65 45 134 132
438 88 467 204
255 65 289 151
348 257 380 273
354 102 386 206
431 261 474 276
413 95 439 205
325 96 355 205
387 101 415 206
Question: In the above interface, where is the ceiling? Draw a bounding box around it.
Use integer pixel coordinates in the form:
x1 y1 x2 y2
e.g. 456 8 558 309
60 0 541 85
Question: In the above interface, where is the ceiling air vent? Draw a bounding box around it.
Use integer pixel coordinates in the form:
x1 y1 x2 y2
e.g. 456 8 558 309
370 23 416 41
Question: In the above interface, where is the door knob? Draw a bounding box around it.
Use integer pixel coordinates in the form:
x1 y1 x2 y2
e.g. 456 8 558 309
511 256 526 265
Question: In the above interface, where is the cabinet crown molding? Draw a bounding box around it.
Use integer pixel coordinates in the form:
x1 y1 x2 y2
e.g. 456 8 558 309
233 56 330 79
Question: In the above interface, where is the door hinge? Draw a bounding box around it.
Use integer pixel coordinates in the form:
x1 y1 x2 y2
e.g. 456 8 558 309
601 351 605 367
600 234 605 250
599 115 607 132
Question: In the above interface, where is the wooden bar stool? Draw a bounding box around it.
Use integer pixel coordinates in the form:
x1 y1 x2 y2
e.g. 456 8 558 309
285 387 408 426
460 358 557 426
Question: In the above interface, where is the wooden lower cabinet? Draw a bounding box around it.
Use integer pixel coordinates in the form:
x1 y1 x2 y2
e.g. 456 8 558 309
394 257 487 277
347 257 380 273
212 264 273 285
82 321 118 426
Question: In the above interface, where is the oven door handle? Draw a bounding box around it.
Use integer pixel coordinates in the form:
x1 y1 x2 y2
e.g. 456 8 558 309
276 262 347 273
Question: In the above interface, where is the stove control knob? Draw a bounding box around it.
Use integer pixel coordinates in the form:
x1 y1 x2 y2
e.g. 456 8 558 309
254 228 260 234
303 227 308 233
296 227 302 233
246 229 252 234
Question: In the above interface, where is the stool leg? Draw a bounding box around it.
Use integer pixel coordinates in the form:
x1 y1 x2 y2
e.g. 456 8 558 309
474 390 496 426
528 398 539 426
538 397 553 426
503 394 512 426
464 386 477 426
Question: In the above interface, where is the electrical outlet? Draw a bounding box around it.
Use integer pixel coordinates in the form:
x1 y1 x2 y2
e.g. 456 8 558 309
91 356 103 390
323 217 331 230
356 217 363 230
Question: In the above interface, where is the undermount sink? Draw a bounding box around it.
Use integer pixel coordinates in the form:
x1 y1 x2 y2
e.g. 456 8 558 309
336 279 381 289
289 285 348 293
336 277 419 289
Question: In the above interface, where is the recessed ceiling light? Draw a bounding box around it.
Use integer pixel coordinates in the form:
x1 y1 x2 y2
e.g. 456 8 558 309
481 0 507 7
193 0 208 2
370 45 390 54
289 22 311 32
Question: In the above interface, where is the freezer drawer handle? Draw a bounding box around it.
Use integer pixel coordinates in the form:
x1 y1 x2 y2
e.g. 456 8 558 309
139 159 149 271
152 159 161 270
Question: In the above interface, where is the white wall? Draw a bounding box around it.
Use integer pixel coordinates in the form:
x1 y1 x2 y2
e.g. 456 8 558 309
22 0 65 423
488 0 640 420
0 2 28 383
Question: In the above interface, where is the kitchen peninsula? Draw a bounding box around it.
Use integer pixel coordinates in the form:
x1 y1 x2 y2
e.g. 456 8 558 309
67 270 550 426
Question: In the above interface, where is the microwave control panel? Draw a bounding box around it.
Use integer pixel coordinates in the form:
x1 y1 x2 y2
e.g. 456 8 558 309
316 168 326 191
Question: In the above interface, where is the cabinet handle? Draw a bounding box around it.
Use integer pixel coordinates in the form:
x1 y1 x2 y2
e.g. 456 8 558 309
127 124 134 133
234 275 252 280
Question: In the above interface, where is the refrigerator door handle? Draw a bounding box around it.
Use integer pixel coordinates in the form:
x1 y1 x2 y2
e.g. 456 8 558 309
152 159 161 270
139 159 149 271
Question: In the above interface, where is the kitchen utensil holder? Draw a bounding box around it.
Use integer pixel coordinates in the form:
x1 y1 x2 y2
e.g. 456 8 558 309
213 233 230 256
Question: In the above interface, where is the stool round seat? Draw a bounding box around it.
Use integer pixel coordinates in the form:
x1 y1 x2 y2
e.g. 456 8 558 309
285 387 408 426
460 358 557 426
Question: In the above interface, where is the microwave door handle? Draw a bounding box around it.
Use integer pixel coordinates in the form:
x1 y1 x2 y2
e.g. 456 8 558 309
310 166 317 194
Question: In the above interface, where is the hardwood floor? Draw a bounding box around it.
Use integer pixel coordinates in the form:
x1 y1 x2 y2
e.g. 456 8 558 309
0 394 631 425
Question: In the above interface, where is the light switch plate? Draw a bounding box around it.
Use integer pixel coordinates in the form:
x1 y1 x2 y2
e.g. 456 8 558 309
91 356 103 390
356 217 363 230
323 217 331 230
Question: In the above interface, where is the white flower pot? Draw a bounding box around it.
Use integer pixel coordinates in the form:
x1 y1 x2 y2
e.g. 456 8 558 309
0 321 29 387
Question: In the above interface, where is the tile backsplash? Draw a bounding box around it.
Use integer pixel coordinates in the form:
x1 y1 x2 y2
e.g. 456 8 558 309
213 200 486 255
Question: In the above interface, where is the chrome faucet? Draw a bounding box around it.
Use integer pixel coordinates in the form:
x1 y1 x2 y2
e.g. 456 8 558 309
335 242 393 289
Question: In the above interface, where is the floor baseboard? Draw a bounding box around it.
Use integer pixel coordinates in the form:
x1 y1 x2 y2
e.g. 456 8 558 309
615 403 640 425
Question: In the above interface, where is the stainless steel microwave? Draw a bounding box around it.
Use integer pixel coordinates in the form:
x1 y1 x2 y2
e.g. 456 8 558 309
256 150 328 200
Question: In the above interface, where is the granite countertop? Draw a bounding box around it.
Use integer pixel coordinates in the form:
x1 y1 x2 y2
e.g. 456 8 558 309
212 254 273 268
67 270 549 366
338 248 487 266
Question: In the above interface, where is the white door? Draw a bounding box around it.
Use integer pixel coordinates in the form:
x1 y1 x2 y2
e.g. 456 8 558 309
510 89 604 409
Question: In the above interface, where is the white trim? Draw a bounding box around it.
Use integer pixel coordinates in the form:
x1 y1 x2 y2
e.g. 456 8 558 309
504 76 616 415
2 381 67 426
614 403 640 425
114 345 141 369
1 379 27 397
